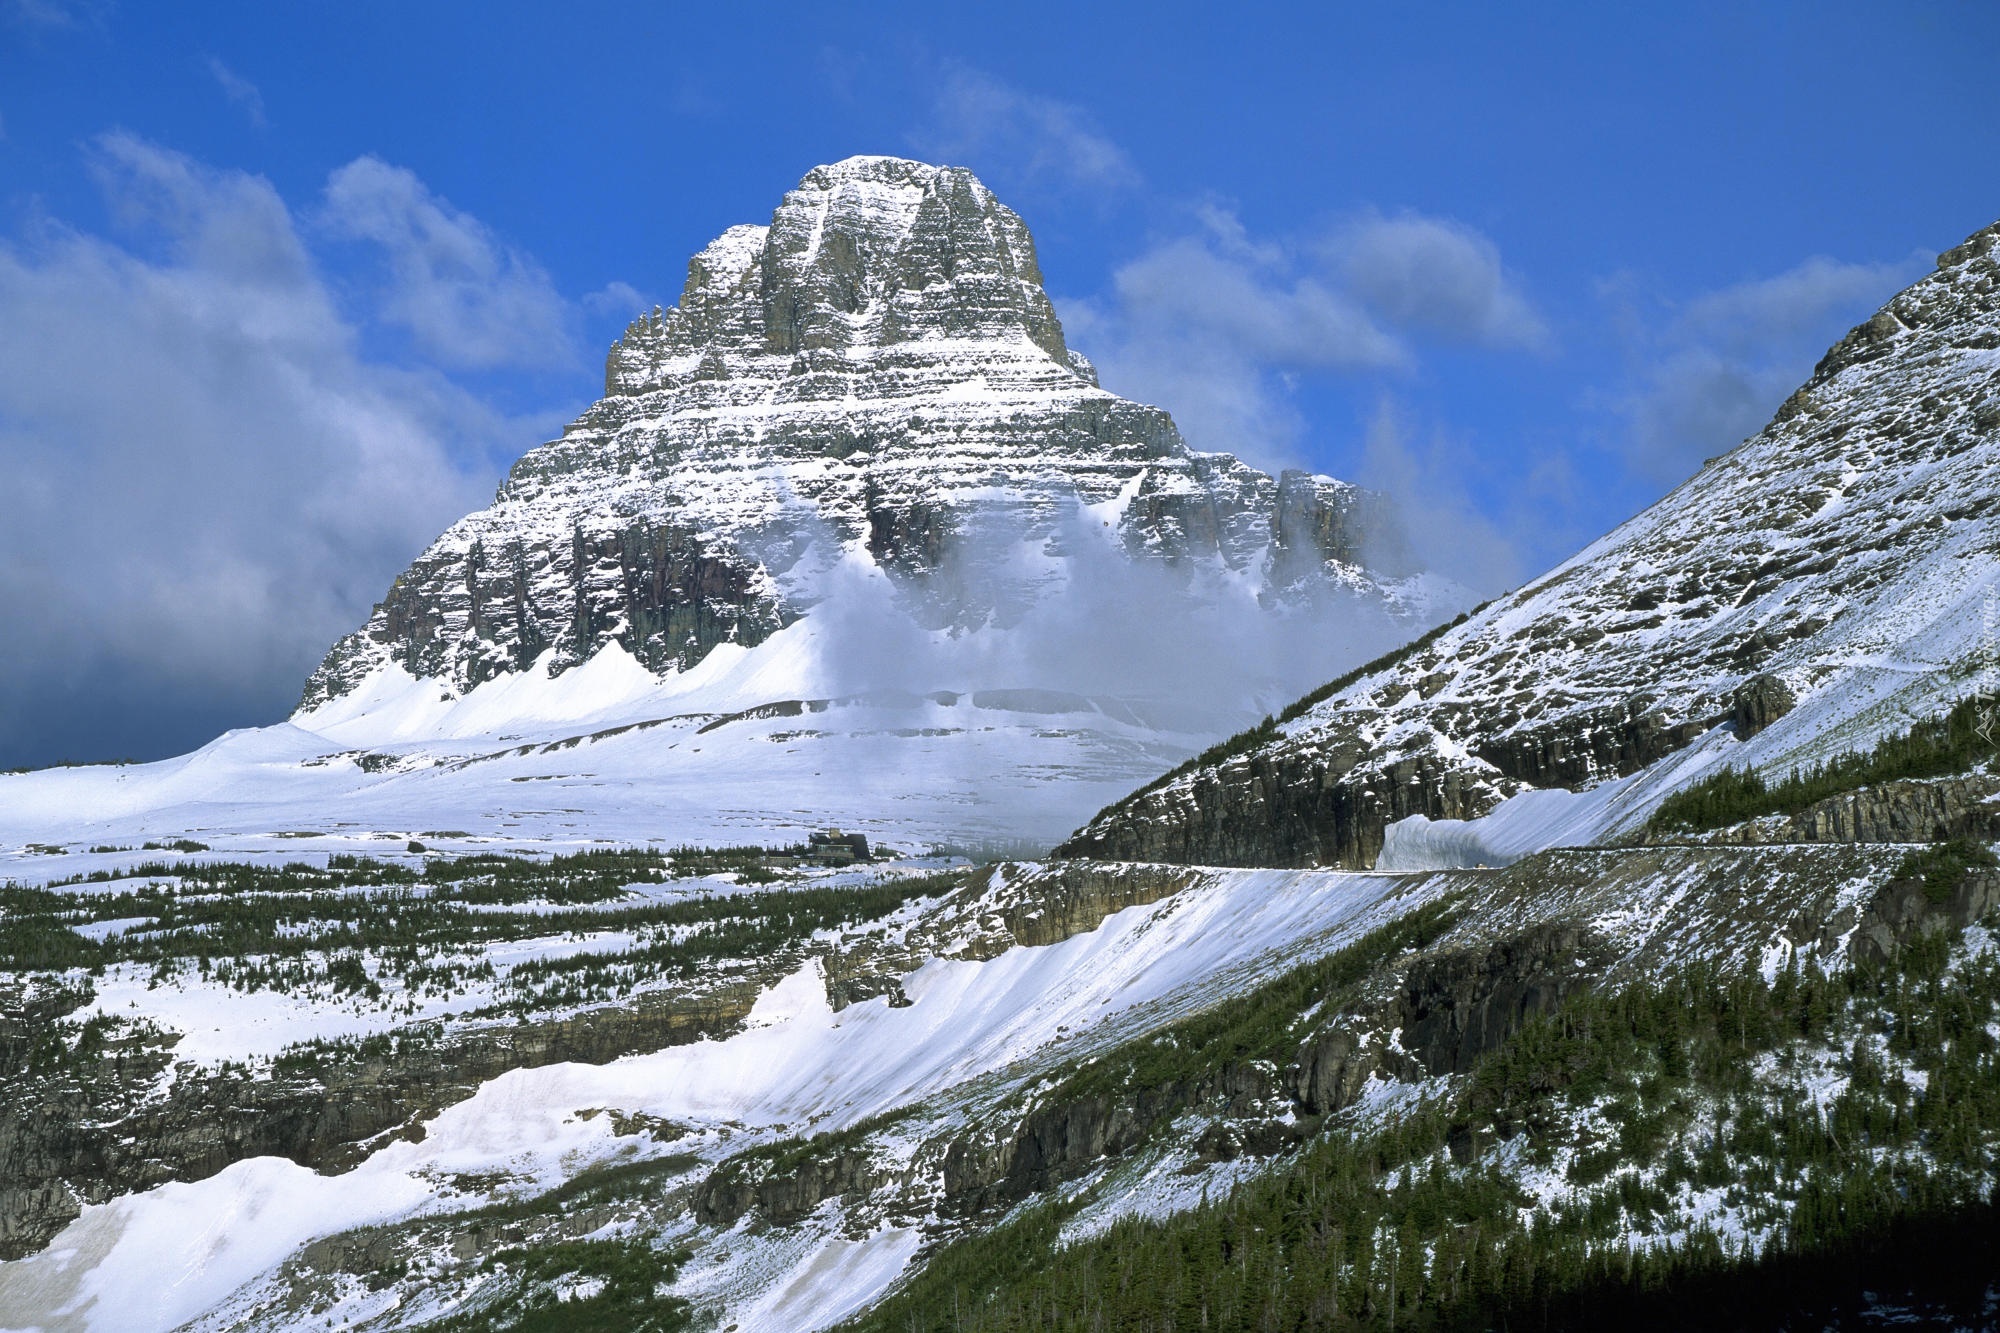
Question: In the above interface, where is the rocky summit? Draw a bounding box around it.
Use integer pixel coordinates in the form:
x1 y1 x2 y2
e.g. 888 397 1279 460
301 156 1411 711
1060 220 2000 870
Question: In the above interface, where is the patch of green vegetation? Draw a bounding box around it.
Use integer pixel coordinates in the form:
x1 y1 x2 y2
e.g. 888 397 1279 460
423 1237 691 1333
0 976 173 1081
1895 837 1999 904
0 907 102 972
1649 694 2000 835
0 851 962 1021
0 758 137 775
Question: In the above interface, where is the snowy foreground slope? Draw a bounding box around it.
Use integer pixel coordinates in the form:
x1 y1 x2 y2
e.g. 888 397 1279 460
3 838 1969 1332
0 619 1213 862
0 863 1427 1329
1063 220 2000 871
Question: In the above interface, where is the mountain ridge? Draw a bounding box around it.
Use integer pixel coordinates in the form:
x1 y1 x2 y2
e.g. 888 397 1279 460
1059 219 2000 869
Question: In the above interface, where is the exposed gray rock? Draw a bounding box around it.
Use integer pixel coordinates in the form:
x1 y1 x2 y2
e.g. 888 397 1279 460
0 978 765 1260
1294 923 1607 1111
1848 867 2000 966
694 1144 890 1229
1292 1026 1379 1115
1391 923 1607 1075
1687 774 2000 847
1733 672 1797 739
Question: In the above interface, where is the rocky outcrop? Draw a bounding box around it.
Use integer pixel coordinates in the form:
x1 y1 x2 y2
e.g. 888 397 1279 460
1292 1026 1381 1116
1293 923 1607 1111
299 157 1408 711
1390 923 1605 1074
1848 867 2000 966
984 861 1202 948
1689 774 2000 847
1063 218 2000 869
695 1143 889 1229
0 979 764 1260
941 1060 1290 1218
1732 672 1797 739
1058 740 1498 870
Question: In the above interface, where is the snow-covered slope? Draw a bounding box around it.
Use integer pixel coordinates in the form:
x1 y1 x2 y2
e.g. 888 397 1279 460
0 635 1201 857
0 837 1948 1331
1062 220 2000 869
0 864 1427 1332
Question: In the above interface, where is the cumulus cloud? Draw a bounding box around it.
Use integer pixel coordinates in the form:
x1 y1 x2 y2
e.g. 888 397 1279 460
0 135 561 766
204 56 265 127
1355 404 1534 599
583 279 649 318
1606 253 1925 483
4 0 103 29
321 157 577 371
1065 206 1542 471
1066 223 1398 468
798 502 1423 738
913 65 1141 194
1336 211 1547 349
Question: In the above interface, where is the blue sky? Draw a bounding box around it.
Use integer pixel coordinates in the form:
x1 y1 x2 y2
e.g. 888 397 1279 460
4 1 1999 767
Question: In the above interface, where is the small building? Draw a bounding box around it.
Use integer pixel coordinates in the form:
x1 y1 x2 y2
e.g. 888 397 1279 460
807 827 870 865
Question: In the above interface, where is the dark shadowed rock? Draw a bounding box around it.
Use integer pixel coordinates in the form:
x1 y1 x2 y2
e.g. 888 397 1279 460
1732 672 1797 739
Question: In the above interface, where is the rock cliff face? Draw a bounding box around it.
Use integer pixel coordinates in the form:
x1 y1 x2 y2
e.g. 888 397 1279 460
300 157 1405 709
0 979 764 1260
1061 221 2000 868
1682 774 2000 848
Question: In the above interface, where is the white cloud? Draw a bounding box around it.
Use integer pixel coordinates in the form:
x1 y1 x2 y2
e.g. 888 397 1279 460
1063 205 1542 471
1675 255 1920 352
584 279 648 318
321 156 576 371
1066 220 1401 468
4 0 103 29
204 56 265 127
1335 210 1547 349
1356 403 1532 598
1112 236 1404 370
913 65 1141 195
0 136 553 764
1607 253 1925 482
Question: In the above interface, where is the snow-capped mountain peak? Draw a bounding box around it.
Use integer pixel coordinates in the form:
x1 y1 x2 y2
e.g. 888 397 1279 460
297 157 1427 740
